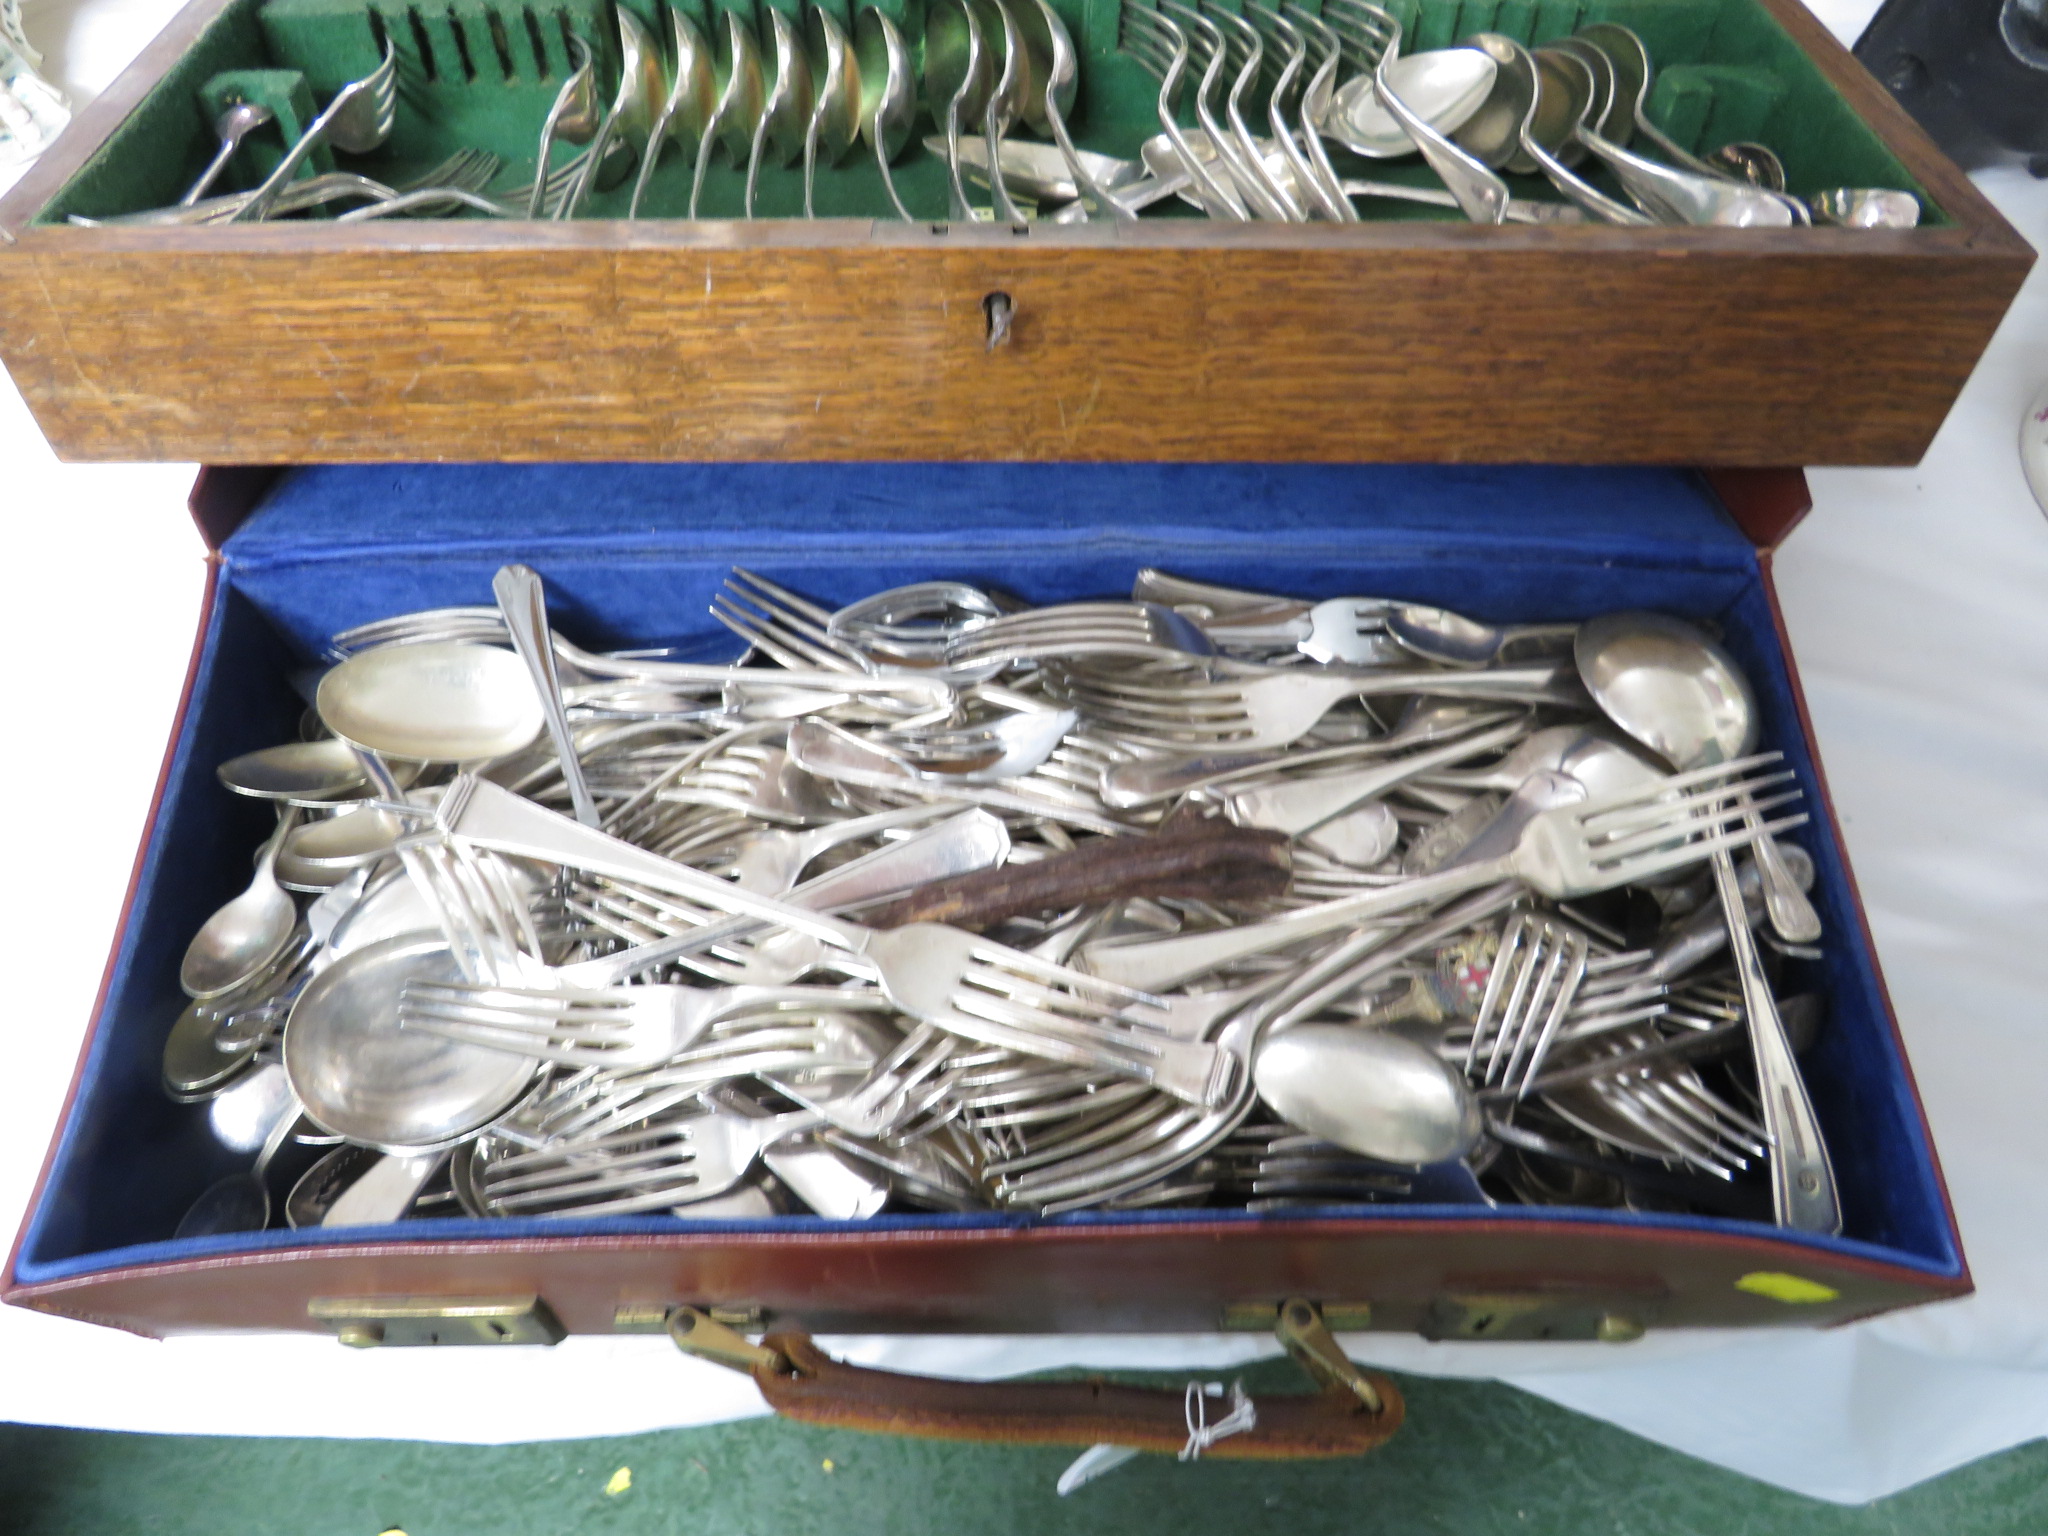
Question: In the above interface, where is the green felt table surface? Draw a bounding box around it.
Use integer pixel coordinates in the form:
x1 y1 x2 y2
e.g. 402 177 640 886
2 1362 2043 1535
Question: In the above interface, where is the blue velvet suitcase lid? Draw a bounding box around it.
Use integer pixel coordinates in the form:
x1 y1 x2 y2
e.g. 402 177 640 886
8 463 1964 1289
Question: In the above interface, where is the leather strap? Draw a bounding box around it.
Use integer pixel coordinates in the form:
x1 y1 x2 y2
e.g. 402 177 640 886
749 1332 1403 1458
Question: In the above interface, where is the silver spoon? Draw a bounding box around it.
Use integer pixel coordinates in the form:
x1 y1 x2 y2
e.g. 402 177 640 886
1323 47 1495 158
1385 604 1578 668
1809 188 1921 229
493 564 599 827
216 738 374 801
693 11 766 217
926 0 993 221
181 808 301 1000
1574 611 1838 1235
175 1093 302 1237
180 101 273 206
316 641 545 762
1254 1024 1483 1165
530 35 600 217
976 0 1029 224
630 3 718 219
284 934 540 1152
854 7 916 221
282 803 407 873
746 8 814 217
802 5 860 218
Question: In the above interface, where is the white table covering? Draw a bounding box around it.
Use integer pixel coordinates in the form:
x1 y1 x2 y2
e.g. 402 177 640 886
2 0 2044 1503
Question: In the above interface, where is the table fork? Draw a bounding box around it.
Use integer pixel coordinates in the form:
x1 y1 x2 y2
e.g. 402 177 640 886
1055 657 1584 751
468 1105 822 1216
1083 759 1803 993
398 979 897 1068
235 43 398 221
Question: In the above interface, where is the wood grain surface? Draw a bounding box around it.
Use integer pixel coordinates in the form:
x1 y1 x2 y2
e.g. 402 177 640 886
0 0 2033 466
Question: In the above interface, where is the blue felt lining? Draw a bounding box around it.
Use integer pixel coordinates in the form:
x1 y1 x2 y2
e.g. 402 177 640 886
10 463 1961 1287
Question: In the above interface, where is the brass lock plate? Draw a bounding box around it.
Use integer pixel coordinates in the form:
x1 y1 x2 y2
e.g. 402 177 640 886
309 1295 566 1347
1423 1293 1644 1343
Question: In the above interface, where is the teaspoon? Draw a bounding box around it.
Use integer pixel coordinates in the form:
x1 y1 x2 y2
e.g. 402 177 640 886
181 807 301 1000
180 101 274 206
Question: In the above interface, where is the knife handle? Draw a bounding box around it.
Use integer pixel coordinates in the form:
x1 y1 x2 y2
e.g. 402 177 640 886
854 823 1291 931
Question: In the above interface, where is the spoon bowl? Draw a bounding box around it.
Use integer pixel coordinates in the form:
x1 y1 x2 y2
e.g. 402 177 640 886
217 738 373 801
284 934 540 1152
181 809 300 999
1810 188 1921 228
316 641 545 762
1254 1023 1483 1166
1325 47 1496 158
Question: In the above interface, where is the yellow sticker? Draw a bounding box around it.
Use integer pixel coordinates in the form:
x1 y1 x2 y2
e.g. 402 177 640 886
1735 1271 1841 1304
605 1467 633 1496
822 1459 837 1473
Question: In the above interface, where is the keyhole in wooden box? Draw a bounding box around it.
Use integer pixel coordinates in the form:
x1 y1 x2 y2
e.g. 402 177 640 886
983 292 1015 351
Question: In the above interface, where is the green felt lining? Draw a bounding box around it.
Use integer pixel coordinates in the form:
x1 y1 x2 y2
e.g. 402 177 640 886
33 0 1941 225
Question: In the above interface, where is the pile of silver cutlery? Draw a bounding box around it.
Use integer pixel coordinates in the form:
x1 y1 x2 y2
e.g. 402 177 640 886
81 0 1919 228
167 563 1843 1240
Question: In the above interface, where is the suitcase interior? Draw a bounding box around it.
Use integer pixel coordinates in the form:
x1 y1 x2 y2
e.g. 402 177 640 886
34 0 1940 225
5 462 1965 1331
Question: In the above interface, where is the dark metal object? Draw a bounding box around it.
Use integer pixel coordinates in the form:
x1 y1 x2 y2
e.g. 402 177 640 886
1855 0 2048 175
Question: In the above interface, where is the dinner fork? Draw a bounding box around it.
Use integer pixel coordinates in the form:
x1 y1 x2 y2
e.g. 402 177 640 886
467 1105 823 1215
942 603 1218 669
1083 759 1804 992
1055 657 1583 751
1462 911 1590 1097
398 978 897 1068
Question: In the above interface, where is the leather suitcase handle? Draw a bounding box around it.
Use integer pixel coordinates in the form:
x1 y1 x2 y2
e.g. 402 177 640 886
855 823 1291 932
671 1311 1402 1459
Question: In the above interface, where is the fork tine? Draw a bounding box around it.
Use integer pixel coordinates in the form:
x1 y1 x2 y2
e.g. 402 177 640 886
729 567 834 625
1599 811 1810 886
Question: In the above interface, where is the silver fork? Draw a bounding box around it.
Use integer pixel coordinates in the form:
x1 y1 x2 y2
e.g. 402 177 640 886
398 979 896 1067
942 603 1218 669
1055 657 1583 751
468 1105 821 1216
1463 911 1590 1097
1083 759 1804 992
235 43 399 222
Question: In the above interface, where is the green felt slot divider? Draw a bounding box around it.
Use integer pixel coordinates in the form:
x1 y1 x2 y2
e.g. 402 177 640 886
31 0 1943 226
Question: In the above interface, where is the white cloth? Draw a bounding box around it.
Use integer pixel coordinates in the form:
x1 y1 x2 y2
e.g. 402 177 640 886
3 0 2046 1505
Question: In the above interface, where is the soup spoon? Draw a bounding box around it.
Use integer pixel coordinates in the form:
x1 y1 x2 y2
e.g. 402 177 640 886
692 11 766 217
926 0 993 220
1574 611 1838 1235
854 7 916 221
747 8 815 217
802 6 860 217
629 3 717 218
